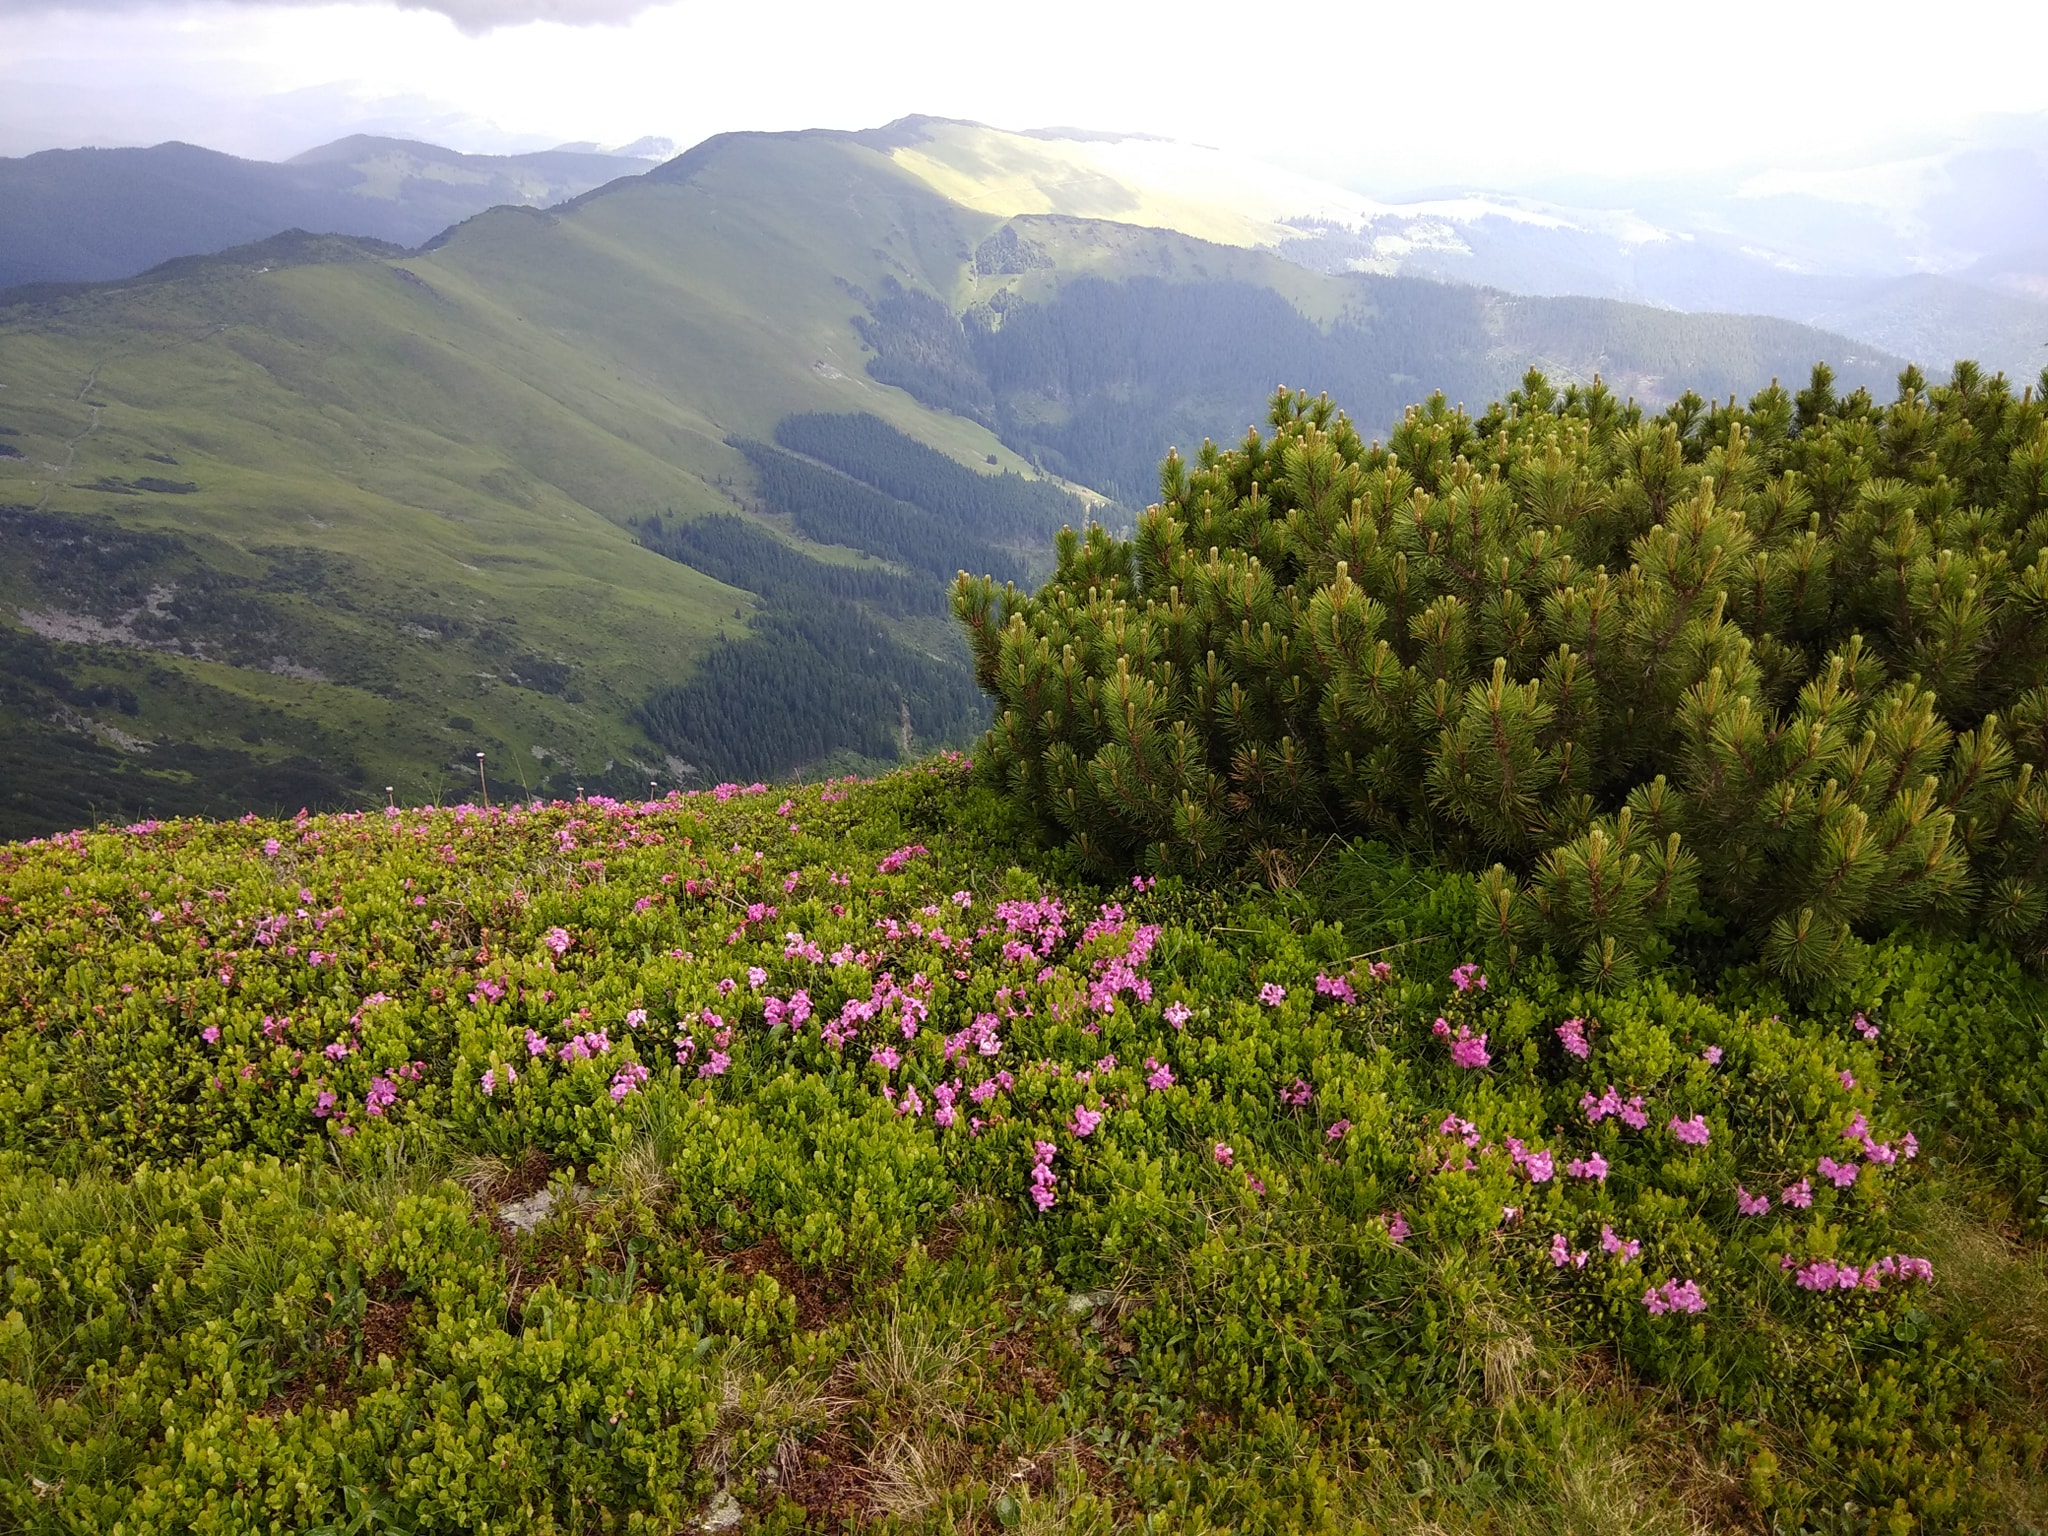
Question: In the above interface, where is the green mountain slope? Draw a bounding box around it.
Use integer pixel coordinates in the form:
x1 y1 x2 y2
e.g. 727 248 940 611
0 123 1907 839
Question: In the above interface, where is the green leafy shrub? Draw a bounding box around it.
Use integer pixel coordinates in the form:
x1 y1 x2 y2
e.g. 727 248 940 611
954 361 2048 984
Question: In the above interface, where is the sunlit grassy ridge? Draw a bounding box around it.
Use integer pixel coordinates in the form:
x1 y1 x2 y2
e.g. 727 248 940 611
0 760 2042 1532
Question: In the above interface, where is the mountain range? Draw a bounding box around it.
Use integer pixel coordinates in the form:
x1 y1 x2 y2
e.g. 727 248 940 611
0 134 664 292
0 115 1967 837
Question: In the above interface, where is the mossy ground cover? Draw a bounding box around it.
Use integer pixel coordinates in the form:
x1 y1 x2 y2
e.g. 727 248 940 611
1 758 2043 1533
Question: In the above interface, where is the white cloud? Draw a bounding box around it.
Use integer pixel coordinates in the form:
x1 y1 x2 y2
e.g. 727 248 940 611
0 0 656 33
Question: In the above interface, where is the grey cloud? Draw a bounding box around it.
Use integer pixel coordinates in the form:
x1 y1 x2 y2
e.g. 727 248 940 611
0 0 661 33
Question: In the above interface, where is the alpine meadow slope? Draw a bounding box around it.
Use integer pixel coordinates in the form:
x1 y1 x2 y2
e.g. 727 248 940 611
1 120 1909 839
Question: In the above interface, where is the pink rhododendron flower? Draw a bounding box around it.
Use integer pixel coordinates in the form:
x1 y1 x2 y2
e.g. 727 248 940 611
1817 1155 1860 1188
202 1025 220 1044
1852 1012 1880 1041
697 1050 731 1078
1213 1142 1234 1167
1314 973 1357 1005
1556 1018 1591 1059
1550 1233 1589 1268
1279 1078 1313 1107
1735 1186 1772 1216
1701 1045 1723 1065
1642 1278 1706 1314
1566 1154 1609 1182
1668 1114 1711 1147
1326 1119 1352 1141
1450 962 1487 992
1069 1105 1103 1137
1386 1211 1410 1244
1146 1059 1176 1091
1600 1225 1640 1263
1029 1140 1058 1212
1164 1001 1191 1029
542 926 572 956
1442 1023 1490 1070
609 1062 649 1101
1782 1177 1814 1208
1258 982 1287 1007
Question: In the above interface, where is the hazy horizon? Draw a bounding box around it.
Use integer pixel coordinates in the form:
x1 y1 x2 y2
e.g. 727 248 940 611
4 0 2046 204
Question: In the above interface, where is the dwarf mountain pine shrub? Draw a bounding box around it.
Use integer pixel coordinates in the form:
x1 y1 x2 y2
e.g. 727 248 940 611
955 362 2048 985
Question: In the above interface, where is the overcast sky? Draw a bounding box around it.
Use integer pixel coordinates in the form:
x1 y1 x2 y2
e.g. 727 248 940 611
3 0 2046 194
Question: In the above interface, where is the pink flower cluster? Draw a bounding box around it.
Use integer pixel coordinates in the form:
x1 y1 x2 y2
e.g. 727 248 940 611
823 972 930 1048
542 926 572 956
1505 1139 1553 1182
1279 1078 1313 1107
1839 1112 1916 1166
763 989 813 1029
1069 1105 1103 1137
609 1061 650 1101
1029 1140 1058 1212
1787 1254 1933 1291
559 1028 611 1062
1852 1011 1880 1041
1581 1085 1649 1129
876 844 929 875
945 1013 1003 1061
1642 1277 1707 1315
479 1063 519 1096
1085 913 1158 1014
1145 1058 1175 1090
1556 1017 1591 1059
1450 963 1487 993
1735 1185 1772 1215
1600 1224 1640 1263
1816 1155 1860 1188
1565 1153 1609 1182
1314 973 1356 1005
1258 982 1287 1007
1433 1017 1490 1069
1667 1114 1711 1147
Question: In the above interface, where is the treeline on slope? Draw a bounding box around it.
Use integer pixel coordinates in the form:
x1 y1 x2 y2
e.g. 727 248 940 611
635 606 985 782
855 269 1901 507
956 359 2048 987
634 510 942 618
730 437 1024 585
634 412 1078 783
772 411 1079 543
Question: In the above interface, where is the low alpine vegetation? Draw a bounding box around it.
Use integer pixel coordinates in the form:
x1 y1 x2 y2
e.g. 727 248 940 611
3 363 2046 1535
